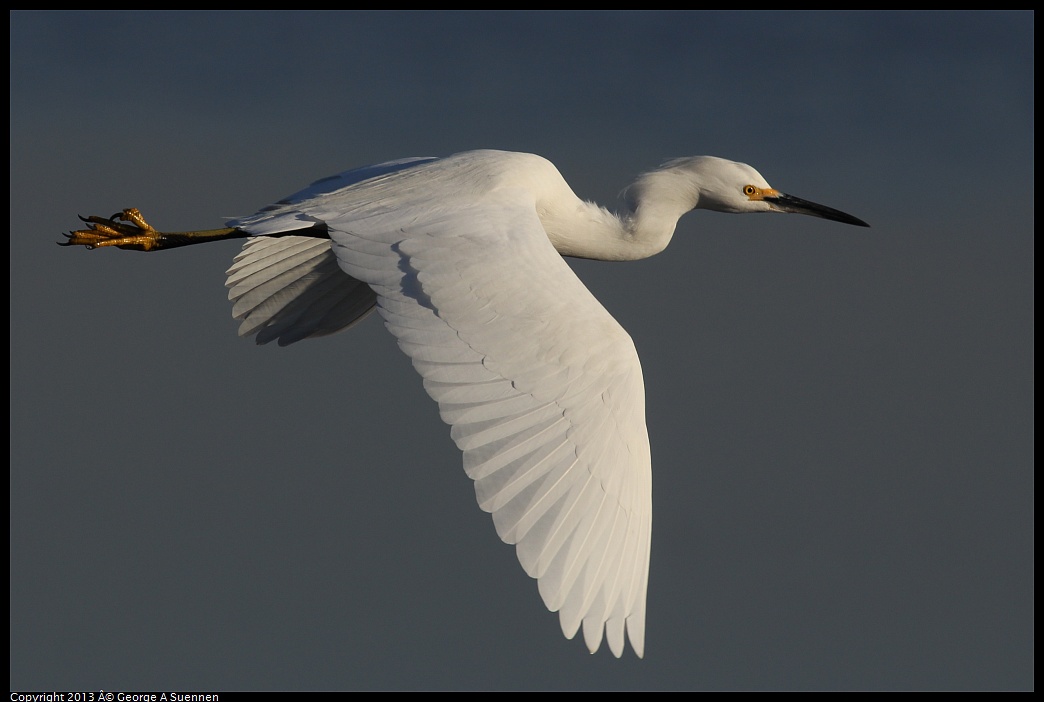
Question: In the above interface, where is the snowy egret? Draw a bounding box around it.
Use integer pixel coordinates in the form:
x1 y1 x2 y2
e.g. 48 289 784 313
61 149 868 657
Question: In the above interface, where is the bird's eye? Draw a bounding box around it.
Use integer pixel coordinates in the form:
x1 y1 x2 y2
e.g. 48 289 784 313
743 185 759 197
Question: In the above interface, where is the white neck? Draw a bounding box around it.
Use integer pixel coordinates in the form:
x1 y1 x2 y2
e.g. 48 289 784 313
540 167 700 262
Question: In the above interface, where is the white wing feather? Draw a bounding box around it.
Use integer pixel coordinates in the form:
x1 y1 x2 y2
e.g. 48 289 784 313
227 156 652 657
226 236 376 345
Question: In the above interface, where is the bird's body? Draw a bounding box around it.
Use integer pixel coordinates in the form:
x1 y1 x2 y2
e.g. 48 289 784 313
62 149 867 658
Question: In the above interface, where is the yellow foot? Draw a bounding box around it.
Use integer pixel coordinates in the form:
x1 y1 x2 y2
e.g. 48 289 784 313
60 208 165 251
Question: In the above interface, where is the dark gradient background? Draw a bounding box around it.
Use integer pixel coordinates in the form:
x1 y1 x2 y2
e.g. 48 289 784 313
10 11 1033 690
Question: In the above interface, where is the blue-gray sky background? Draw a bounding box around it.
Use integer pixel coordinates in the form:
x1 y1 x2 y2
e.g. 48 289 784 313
10 11 1033 690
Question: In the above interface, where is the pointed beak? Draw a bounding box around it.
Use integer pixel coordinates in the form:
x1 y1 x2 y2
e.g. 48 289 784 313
764 192 869 227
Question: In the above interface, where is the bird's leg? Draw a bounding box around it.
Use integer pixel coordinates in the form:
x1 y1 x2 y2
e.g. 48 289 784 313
60 208 247 251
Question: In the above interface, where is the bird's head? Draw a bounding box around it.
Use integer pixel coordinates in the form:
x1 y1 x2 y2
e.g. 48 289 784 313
636 155 869 227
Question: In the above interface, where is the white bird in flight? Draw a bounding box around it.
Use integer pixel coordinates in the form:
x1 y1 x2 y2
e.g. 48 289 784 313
62 149 868 657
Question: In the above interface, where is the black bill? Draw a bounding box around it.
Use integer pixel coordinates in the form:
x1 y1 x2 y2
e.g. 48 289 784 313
765 193 869 227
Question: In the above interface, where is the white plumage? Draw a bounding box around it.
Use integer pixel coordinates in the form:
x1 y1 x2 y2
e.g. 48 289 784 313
227 152 653 656
67 149 866 657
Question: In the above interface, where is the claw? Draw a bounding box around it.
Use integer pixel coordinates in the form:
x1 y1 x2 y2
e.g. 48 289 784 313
59 208 166 251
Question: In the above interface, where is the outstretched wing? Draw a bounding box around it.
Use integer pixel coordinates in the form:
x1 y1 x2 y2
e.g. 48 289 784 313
230 175 652 657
